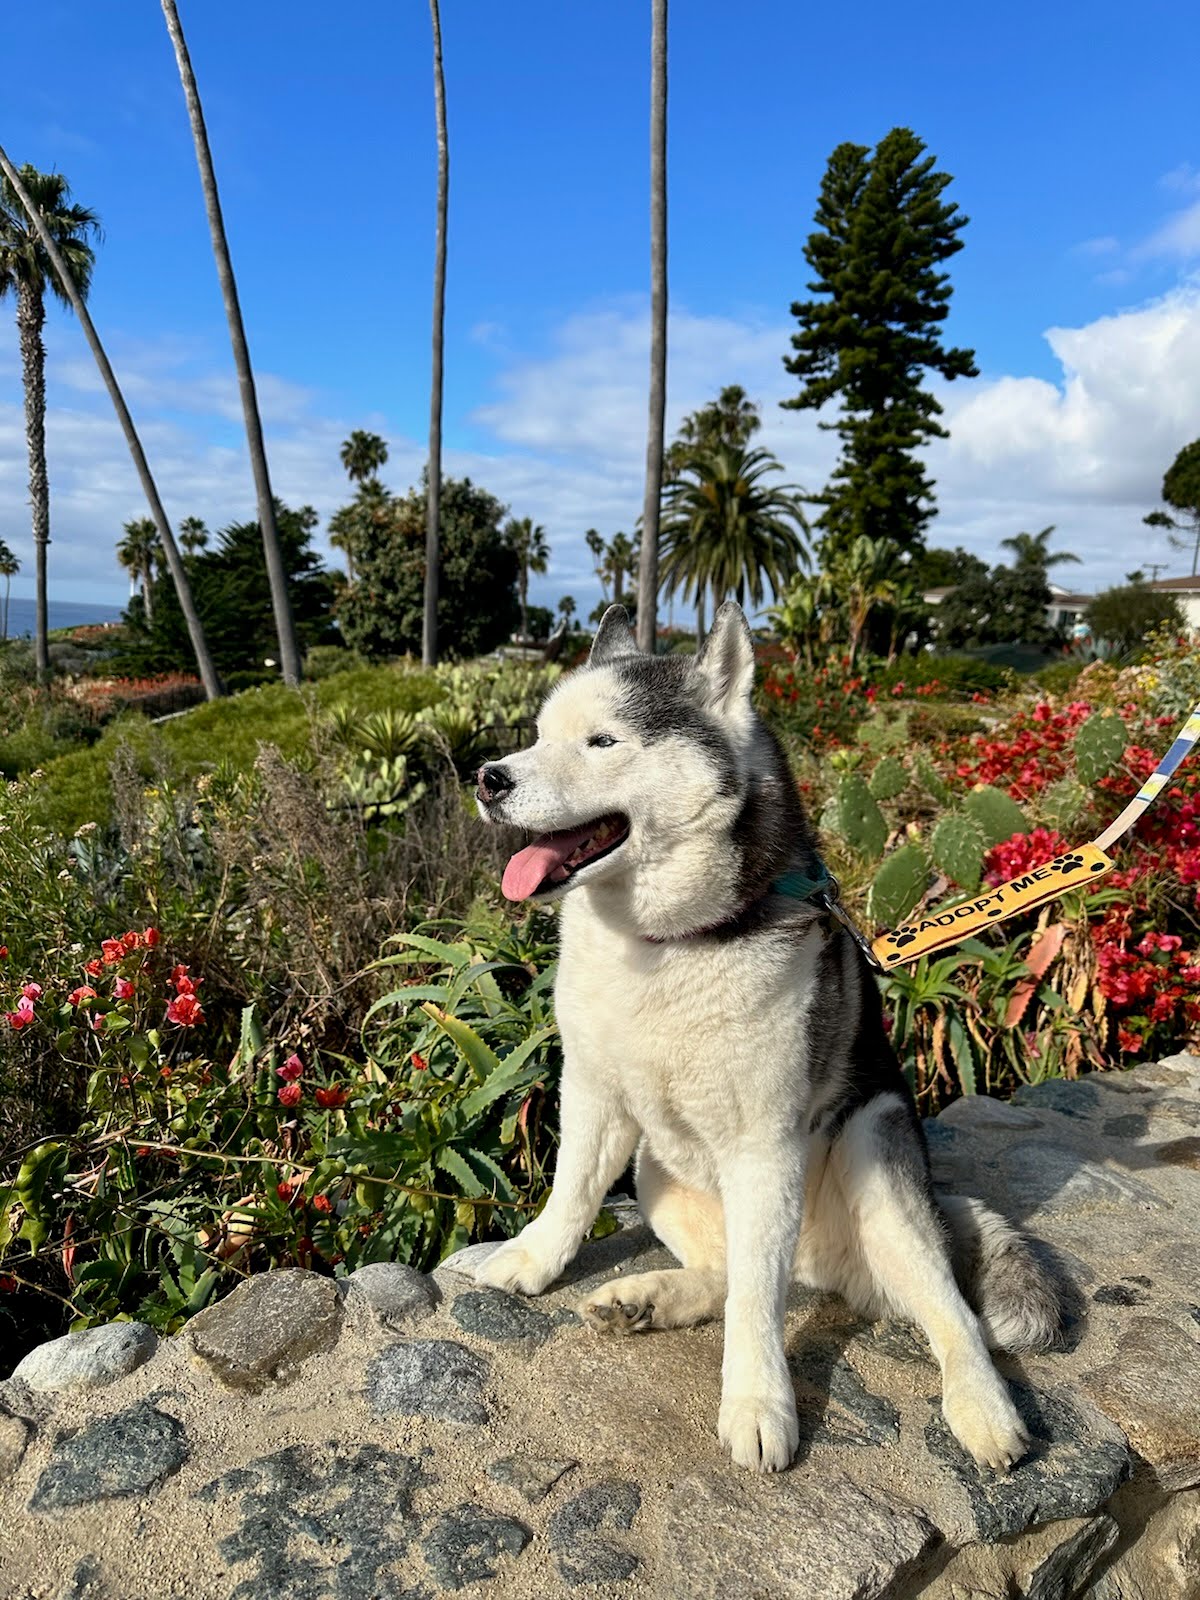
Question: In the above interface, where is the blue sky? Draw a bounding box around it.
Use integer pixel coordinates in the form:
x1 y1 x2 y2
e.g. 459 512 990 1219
3 0 1200 615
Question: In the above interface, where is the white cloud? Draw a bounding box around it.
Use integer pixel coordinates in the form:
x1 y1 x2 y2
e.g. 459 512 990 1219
2 284 1199 616
1134 198 1200 263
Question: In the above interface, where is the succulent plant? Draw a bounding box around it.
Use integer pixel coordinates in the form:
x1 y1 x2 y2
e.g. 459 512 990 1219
835 773 888 860
1074 711 1128 786
962 784 1028 848
869 755 909 802
867 843 929 927
931 811 986 891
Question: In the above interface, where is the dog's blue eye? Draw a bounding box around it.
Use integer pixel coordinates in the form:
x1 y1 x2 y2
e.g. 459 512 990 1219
588 733 617 749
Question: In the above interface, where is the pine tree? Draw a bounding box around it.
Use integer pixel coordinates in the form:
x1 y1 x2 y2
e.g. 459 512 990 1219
782 127 977 559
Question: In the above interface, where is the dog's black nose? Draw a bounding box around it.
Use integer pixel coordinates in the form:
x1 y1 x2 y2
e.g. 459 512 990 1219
477 762 514 804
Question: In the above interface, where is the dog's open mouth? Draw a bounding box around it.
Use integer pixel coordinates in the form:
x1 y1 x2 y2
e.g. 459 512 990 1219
502 813 630 901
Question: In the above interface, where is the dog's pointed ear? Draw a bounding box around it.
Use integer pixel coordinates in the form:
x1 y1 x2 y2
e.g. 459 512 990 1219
589 605 638 667
696 603 755 720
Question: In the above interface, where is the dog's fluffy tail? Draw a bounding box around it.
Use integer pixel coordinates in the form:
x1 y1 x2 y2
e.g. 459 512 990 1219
938 1193 1065 1354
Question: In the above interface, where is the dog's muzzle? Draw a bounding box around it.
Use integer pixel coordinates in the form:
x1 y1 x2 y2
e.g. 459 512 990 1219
476 762 514 807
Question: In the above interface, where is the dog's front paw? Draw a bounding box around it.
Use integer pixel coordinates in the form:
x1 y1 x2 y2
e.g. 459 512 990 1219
580 1280 656 1334
943 1373 1030 1472
718 1389 800 1473
474 1236 560 1297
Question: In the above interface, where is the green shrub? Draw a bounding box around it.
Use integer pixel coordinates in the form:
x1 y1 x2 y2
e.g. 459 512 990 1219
1033 660 1086 695
875 654 1013 698
304 643 368 680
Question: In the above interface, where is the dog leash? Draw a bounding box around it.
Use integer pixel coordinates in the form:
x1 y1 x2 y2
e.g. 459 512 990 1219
777 701 1200 973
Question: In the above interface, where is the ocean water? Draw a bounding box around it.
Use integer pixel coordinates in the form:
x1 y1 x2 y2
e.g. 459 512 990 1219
1 596 125 638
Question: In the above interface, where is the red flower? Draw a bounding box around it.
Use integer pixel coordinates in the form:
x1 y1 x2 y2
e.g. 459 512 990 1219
165 993 204 1027
0 947 8 960
277 1178 302 1204
21 982 42 1002
101 939 125 965
68 985 98 1008
84 959 104 977
1117 1027 1144 1055
143 927 161 947
278 1082 302 1108
0 1275 16 1292
121 931 141 951
411 1051 429 1071
277 1054 304 1082
170 963 190 989
114 977 136 1000
314 1085 347 1109
312 1193 333 1214
6 997 35 1030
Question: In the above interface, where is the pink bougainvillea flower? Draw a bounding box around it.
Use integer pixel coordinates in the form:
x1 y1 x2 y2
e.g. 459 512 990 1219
314 1085 347 1109
278 1082 302 1109
113 977 136 1000
6 999 35 1029
277 1054 304 1082
165 993 204 1027
21 982 42 1002
68 985 98 1008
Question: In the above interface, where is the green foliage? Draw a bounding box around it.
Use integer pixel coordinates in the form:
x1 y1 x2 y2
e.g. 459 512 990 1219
1139 628 1200 721
1 922 563 1331
868 755 908 801
1085 582 1185 657
782 127 976 556
1039 776 1091 834
1144 437 1200 574
931 811 985 890
117 502 339 679
866 843 928 926
1034 660 1086 695
336 475 521 660
304 644 368 680
915 754 953 806
1074 710 1128 785
962 785 1028 848
935 527 1080 649
835 773 887 859
876 653 1012 697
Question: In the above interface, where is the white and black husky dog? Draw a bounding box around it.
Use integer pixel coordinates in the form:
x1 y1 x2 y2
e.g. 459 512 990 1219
474 602 1062 1474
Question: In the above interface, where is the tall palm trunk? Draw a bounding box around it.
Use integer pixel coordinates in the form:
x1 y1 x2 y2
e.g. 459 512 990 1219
635 0 668 656
161 0 301 686
0 142 222 699
424 0 449 668
15 280 50 681
695 588 706 646
141 556 155 624
518 564 528 641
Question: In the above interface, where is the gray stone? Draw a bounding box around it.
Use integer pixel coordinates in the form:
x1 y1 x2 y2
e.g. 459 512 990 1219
186 1269 342 1392
1154 1134 1200 1167
487 1454 577 1502
1102 1113 1149 1140
13 1322 157 1394
1012 1081 1103 1118
59 1556 104 1600
1091 1281 1150 1307
548 1480 641 1586
1020 1513 1119 1600
791 1348 902 1447
661 1465 939 1599
201 1442 429 1600
1083 1316 1200 1490
923 1119 960 1154
341 1262 440 1328
420 1503 531 1590
30 1402 188 1513
923 1384 1129 1543
450 1287 555 1346
0 1403 30 1477
366 1339 490 1425
434 1240 501 1280
857 1320 936 1366
938 1096 1043 1131
992 1141 1166 1217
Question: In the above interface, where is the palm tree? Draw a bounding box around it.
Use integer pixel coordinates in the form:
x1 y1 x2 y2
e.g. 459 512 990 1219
604 533 638 609
558 594 576 624
830 535 899 669
0 163 98 683
340 430 389 486
585 528 608 601
0 148 220 698
1000 526 1080 574
179 515 209 559
161 0 302 686
0 540 18 641
636 0 669 656
505 517 550 641
424 0 449 667
659 443 807 637
118 517 160 622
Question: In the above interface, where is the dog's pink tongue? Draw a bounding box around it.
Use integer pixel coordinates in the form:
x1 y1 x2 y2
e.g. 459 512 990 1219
502 824 596 901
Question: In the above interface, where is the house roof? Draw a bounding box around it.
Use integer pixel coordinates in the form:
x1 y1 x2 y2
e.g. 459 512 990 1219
1141 574 1200 592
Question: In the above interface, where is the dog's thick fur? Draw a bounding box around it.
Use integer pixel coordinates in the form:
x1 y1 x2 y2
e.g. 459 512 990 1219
475 603 1062 1473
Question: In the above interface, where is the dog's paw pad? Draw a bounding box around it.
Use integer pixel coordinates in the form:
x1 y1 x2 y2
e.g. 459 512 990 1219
944 1384 1031 1473
579 1293 655 1334
718 1393 800 1474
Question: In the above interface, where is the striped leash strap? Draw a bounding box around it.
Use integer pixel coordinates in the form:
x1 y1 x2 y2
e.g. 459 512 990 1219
869 701 1200 972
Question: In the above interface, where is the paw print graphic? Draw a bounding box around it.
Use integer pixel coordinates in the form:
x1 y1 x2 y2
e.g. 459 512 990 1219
887 928 918 950
1055 852 1086 874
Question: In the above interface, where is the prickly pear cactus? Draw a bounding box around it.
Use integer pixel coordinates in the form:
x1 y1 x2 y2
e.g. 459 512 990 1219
1074 711 1127 786
869 755 909 802
931 811 986 891
963 784 1028 848
867 843 929 927
1040 775 1091 834
835 774 888 860
915 755 953 806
